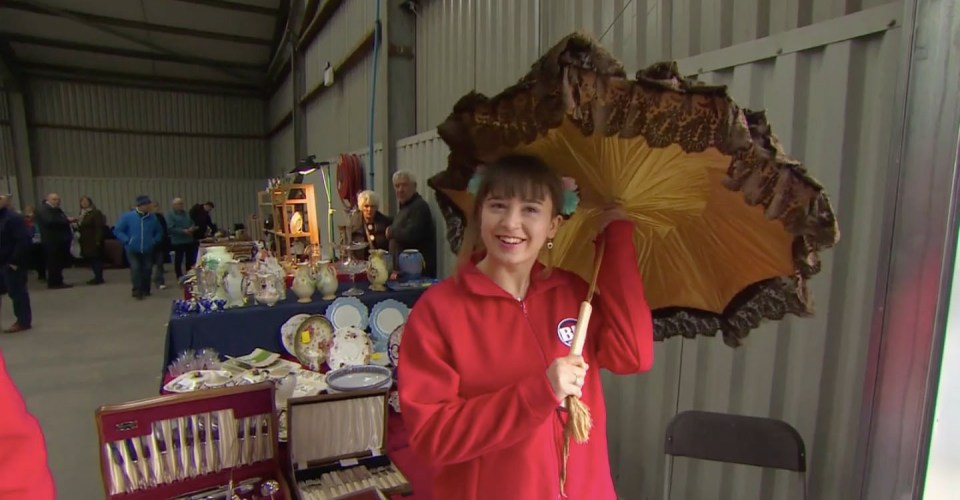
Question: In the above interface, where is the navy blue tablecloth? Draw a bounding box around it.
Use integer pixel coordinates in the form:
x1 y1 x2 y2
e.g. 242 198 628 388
162 283 426 371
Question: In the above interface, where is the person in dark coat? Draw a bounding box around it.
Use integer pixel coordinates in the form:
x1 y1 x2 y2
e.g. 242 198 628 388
21 206 45 281
387 171 437 278
350 190 392 260
0 194 33 332
34 193 74 289
189 201 217 241
77 196 107 285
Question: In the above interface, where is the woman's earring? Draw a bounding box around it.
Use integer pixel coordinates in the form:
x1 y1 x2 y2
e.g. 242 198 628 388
547 239 554 250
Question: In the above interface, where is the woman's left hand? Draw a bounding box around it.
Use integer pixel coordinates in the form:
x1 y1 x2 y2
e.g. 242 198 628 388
595 204 631 237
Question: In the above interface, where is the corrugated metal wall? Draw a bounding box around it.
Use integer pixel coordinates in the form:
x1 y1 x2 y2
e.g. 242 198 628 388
21 79 266 229
405 1 904 499
269 123 296 177
302 1 378 161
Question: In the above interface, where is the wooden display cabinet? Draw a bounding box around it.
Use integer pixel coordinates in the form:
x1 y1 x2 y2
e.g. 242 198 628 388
258 183 320 260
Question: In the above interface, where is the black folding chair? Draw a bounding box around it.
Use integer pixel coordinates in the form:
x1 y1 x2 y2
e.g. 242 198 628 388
662 410 807 500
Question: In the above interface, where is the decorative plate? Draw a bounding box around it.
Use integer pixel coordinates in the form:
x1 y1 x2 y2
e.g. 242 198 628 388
163 370 233 393
326 365 393 392
280 313 311 355
386 278 439 291
387 323 405 366
325 296 369 330
293 315 335 371
289 211 303 233
327 327 372 370
292 369 328 398
370 299 409 343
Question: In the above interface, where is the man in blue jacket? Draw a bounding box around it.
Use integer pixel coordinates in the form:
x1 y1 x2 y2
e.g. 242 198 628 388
113 195 163 300
0 194 32 332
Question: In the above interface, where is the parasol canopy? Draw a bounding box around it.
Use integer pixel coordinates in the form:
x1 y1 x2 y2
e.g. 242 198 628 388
428 33 840 347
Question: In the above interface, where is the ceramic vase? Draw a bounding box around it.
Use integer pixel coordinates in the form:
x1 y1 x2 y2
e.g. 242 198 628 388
315 260 339 300
254 273 281 307
220 261 246 308
292 266 314 303
367 249 390 292
398 249 425 280
201 246 233 273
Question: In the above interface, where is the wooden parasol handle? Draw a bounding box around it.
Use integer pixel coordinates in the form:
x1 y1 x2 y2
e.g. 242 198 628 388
568 239 606 357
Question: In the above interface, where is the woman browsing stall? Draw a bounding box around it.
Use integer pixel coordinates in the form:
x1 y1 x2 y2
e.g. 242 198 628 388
398 155 654 499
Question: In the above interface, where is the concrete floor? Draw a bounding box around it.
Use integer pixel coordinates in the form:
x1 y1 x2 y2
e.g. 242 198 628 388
1 266 178 500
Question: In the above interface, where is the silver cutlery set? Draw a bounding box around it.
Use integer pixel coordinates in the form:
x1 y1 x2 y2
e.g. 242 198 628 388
103 410 274 496
297 465 407 500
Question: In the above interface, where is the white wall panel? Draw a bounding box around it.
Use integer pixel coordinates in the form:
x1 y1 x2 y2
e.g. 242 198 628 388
26 79 266 179
303 0 378 92
32 129 266 179
395 131 452 278
403 2 903 498
269 124 296 177
29 79 263 135
34 177 262 231
268 74 294 129
416 0 901 133
304 57 374 162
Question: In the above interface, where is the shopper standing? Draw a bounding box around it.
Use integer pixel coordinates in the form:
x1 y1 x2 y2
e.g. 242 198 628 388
0 194 32 332
77 196 107 285
113 196 163 300
34 193 74 289
165 198 196 279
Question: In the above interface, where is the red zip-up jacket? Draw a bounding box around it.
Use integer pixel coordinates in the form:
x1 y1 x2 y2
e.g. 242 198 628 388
398 221 653 499
0 350 55 500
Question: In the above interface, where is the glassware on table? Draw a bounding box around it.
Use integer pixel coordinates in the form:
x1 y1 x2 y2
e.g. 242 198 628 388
337 241 368 297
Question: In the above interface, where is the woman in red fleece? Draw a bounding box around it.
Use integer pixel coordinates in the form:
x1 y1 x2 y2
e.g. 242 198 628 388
0 350 55 499
398 155 654 499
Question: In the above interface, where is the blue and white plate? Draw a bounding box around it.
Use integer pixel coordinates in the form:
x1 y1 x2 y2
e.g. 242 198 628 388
370 299 409 343
326 365 393 393
388 323 405 366
325 297 369 330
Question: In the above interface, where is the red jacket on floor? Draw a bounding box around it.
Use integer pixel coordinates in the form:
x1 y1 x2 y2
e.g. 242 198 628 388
0 350 55 500
398 221 654 499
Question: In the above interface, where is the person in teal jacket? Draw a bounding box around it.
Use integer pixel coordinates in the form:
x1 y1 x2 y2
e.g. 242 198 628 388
113 196 163 300
165 197 195 280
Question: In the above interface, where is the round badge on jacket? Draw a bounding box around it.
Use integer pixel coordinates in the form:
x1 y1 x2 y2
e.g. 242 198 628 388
557 318 577 347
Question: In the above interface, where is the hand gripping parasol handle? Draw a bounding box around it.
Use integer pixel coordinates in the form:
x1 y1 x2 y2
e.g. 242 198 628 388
568 239 606 357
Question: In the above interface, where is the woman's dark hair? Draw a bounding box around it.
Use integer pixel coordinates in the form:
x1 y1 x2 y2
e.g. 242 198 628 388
79 196 95 208
456 154 564 271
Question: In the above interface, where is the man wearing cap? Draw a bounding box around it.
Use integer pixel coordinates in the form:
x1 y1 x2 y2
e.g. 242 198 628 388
0 194 32 332
113 196 163 300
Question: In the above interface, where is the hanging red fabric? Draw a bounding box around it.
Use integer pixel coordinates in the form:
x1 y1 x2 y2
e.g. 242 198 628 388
337 153 364 210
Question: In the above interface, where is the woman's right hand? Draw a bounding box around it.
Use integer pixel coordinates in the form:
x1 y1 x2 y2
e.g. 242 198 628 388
546 355 589 401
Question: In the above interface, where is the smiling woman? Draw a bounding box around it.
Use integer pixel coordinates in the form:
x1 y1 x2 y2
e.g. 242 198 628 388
397 154 654 500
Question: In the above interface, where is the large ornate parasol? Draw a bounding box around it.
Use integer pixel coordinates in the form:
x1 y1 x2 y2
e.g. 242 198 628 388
429 33 839 349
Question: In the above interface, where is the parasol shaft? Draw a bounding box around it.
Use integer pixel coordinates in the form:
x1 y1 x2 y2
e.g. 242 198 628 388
568 239 606 357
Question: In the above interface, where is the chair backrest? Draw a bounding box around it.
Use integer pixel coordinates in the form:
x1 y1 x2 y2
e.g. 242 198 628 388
664 410 806 472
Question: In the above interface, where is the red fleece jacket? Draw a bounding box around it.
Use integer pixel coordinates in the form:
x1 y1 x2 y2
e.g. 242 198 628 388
0 350 55 500
398 221 653 499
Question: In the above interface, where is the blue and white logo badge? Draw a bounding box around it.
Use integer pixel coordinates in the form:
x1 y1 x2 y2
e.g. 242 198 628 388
557 318 578 347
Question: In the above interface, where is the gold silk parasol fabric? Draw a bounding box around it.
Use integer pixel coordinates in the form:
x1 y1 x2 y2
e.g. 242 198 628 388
429 33 839 347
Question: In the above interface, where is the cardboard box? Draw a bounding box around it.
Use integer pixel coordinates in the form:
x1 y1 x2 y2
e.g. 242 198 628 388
287 390 411 500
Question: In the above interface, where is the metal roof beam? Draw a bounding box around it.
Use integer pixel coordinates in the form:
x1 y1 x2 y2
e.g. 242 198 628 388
167 0 278 16
1 0 271 46
0 32 266 72
2 0 261 83
20 62 262 94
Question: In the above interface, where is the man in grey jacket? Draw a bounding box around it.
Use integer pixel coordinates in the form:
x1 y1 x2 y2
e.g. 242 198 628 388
386 171 437 278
